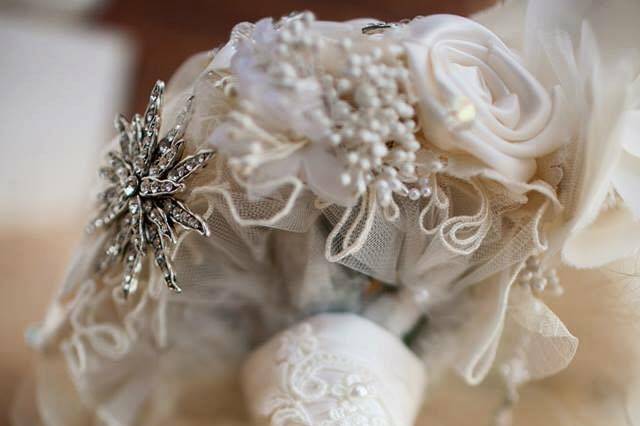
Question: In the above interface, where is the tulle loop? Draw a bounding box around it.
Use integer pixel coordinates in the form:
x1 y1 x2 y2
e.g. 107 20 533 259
325 191 378 263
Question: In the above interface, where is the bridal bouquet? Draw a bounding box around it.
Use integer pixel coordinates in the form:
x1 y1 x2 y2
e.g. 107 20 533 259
16 0 640 425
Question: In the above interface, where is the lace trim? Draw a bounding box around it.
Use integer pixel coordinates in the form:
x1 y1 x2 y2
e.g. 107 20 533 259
264 323 392 426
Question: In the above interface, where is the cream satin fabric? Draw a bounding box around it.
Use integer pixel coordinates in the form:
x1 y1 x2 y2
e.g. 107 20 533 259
403 14 570 183
242 314 426 426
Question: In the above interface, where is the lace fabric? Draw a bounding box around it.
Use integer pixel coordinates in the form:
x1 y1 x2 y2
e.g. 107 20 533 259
242 314 425 426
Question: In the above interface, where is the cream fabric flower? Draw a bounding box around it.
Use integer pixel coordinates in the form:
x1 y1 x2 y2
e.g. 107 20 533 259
562 72 640 267
403 14 570 183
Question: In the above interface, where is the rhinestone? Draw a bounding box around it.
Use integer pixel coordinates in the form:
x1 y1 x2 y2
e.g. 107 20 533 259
90 80 214 295
123 176 138 197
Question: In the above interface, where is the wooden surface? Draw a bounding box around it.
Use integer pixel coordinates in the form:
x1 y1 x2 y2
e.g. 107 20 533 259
0 0 493 423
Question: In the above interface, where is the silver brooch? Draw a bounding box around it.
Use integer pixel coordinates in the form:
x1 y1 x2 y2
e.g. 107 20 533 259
87 81 213 296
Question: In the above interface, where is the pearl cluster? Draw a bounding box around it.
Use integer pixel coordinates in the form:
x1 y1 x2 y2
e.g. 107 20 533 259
219 12 442 208
262 12 321 85
517 254 563 295
320 34 423 206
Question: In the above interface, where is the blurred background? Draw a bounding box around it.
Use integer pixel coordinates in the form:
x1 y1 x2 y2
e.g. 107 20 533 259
0 0 493 423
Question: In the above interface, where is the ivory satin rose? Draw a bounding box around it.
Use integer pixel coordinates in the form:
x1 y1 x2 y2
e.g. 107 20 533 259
403 15 570 182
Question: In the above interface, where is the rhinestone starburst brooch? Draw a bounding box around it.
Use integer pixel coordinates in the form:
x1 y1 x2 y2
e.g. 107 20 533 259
87 81 214 296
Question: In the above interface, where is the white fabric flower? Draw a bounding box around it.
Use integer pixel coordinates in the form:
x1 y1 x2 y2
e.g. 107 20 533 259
209 17 373 207
403 14 570 183
494 0 640 267
562 70 640 267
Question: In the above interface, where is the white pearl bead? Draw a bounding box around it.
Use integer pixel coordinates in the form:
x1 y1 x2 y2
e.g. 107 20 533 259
404 120 416 131
365 66 380 80
392 150 407 162
346 152 359 164
347 67 362 78
348 54 362 67
359 130 377 144
418 177 430 187
432 161 445 172
400 163 415 176
395 102 414 119
301 11 314 23
351 384 368 397
408 188 421 200
329 133 342 146
384 167 397 178
526 256 541 268
359 158 371 170
378 192 392 207
341 127 355 139
420 186 432 197
354 84 377 107
390 122 405 138
403 140 421 152
336 78 352 94
413 288 430 306
372 143 388 158
532 277 548 292
340 172 352 186
290 20 303 36
376 179 389 191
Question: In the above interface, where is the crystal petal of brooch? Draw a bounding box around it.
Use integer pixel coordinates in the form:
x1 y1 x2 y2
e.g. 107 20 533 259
87 81 213 297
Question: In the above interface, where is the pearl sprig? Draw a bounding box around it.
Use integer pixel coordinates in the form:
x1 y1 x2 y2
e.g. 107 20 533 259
320 29 424 206
518 254 563 296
